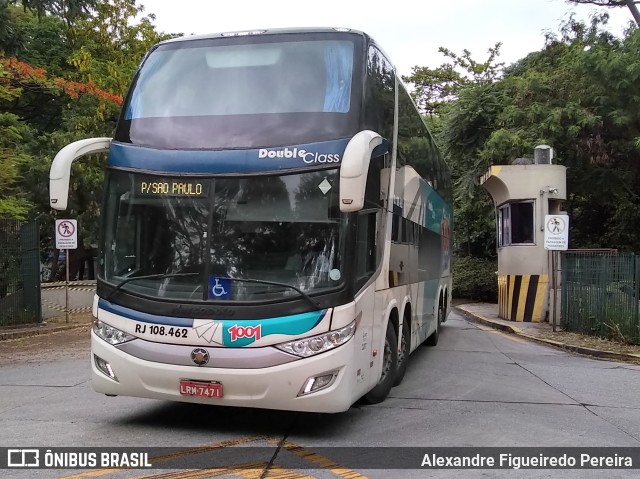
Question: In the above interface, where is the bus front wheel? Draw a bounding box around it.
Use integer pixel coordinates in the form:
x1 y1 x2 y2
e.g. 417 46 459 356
363 321 398 404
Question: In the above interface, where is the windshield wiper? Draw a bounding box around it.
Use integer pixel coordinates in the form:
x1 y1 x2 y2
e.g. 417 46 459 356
106 273 320 310
106 272 200 301
223 277 320 309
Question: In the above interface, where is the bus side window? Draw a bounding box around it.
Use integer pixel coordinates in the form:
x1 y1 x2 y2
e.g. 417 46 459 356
355 210 377 291
363 45 394 143
364 155 384 209
355 150 387 291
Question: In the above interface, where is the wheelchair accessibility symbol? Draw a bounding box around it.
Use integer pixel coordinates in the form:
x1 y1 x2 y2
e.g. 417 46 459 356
208 276 231 300
211 279 227 296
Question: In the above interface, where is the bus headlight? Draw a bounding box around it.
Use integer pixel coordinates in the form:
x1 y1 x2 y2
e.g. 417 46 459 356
275 321 356 358
92 319 136 345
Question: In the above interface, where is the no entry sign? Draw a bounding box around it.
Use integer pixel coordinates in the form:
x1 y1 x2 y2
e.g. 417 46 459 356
544 215 569 251
55 219 78 250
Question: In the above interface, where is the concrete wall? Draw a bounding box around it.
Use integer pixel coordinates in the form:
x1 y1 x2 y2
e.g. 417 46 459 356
481 164 567 205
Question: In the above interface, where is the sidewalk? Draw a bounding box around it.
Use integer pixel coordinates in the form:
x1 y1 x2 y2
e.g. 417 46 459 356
455 302 640 364
0 314 90 341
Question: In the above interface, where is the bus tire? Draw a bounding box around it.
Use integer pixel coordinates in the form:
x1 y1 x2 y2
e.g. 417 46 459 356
363 321 398 404
393 318 410 387
424 306 442 346
441 294 448 322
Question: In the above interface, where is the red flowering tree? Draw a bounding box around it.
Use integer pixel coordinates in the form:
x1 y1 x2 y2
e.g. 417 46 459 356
1 56 122 105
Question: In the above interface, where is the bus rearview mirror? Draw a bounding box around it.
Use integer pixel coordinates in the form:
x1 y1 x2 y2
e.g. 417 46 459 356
49 137 112 211
339 130 383 213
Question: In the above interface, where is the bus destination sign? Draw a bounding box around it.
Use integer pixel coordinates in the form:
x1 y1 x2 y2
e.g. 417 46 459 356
136 179 209 197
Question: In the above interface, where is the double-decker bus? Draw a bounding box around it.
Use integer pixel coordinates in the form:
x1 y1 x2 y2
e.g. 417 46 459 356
49 28 452 413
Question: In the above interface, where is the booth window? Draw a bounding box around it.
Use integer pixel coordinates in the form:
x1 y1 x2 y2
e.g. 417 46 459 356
498 201 534 246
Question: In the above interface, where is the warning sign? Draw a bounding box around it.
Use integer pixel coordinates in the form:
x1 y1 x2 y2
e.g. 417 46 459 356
55 219 78 250
544 215 569 251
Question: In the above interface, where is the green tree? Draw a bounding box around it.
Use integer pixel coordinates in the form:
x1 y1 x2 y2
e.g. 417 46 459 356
567 0 640 26
68 0 176 97
404 45 504 257
406 13 640 257
0 0 175 276
403 43 503 118
9 0 98 29
0 112 32 219
444 14 640 252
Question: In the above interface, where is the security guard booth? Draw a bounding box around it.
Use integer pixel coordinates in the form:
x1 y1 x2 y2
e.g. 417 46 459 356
480 146 567 322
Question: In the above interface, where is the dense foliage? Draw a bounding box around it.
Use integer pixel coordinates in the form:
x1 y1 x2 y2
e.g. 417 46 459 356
451 256 498 302
405 13 639 297
0 0 174 276
407 14 640 256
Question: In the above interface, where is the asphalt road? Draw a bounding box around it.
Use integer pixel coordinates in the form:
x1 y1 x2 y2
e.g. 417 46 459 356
1 310 640 478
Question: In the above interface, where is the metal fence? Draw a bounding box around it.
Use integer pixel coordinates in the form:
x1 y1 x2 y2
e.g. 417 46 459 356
562 251 639 344
0 219 41 326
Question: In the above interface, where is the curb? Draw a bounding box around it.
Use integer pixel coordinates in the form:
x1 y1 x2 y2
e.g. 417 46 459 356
454 306 640 363
454 306 522 335
0 323 88 341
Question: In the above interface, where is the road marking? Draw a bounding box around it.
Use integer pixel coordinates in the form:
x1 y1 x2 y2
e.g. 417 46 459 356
124 462 316 479
58 435 369 479
235 463 317 479
281 441 369 479
58 436 268 479
126 468 240 479
60 435 367 479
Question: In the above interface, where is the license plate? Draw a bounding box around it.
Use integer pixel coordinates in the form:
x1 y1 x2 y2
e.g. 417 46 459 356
179 380 223 398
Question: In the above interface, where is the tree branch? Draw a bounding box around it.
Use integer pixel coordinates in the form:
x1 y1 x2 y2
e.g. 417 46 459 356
625 0 640 24
568 0 640 25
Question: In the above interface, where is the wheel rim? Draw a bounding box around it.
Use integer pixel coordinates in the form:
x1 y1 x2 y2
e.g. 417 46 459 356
380 336 393 382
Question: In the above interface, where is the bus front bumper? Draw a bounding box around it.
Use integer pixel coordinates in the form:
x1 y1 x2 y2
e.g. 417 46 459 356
91 332 358 413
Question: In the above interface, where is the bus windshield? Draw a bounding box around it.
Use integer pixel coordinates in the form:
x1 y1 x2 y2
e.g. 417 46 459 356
127 39 353 117
100 169 345 303
115 34 361 149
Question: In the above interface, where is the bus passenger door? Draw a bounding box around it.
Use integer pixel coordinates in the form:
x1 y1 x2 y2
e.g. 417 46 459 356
353 208 379 393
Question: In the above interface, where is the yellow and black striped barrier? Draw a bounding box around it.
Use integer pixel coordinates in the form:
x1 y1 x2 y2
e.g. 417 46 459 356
41 281 96 316
42 281 96 292
42 298 92 314
497 275 548 322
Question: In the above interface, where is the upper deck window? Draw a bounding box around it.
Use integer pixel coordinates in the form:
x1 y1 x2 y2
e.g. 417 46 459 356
116 34 362 149
125 40 353 119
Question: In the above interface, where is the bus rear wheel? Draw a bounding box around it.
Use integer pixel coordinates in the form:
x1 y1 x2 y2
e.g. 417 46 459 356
424 306 442 346
393 318 410 386
363 321 397 404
